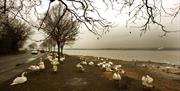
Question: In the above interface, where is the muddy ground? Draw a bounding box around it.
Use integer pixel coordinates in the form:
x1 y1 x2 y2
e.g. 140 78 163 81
0 55 179 91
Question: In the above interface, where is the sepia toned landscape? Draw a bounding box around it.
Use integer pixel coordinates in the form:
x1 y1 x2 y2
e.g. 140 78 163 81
0 0 180 91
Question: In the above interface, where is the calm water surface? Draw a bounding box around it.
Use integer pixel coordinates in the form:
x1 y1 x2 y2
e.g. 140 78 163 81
64 50 180 65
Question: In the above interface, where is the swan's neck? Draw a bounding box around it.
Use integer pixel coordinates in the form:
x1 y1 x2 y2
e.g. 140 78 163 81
21 72 25 77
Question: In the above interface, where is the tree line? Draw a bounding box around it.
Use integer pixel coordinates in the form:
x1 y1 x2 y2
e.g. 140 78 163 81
0 0 180 55
40 2 79 61
0 0 79 57
0 15 32 54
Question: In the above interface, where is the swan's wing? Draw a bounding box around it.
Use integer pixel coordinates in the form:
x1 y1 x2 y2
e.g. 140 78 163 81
28 66 34 70
147 77 154 83
13 77 21 83
12 77 27 85
141 76 146 81
117 74 121 80
112 73 117 79
11 77 21 85
39 65 45 69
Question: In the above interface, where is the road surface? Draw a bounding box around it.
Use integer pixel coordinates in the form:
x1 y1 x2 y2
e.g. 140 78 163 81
0 52 45 84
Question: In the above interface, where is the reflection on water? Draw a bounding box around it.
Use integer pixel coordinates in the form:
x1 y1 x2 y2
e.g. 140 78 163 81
64 50 180 65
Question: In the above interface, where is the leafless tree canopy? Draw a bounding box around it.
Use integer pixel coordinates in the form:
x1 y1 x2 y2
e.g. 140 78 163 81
42 3 79 57
0 16 32 53
40 37 56 52
42 4 79 43
0 0 180 37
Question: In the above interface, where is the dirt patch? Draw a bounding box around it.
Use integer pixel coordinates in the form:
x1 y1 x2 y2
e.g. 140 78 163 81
65 77 87 86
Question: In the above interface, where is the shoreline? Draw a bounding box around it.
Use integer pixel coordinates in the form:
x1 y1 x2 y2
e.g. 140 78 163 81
64 48 180 51
64 50 180 66
73 54 180 66
75 55 180 77
0 54 180 91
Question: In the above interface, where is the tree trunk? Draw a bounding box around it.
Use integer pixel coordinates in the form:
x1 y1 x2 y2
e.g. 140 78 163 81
48 46 51 52
3 0 7 14
60 45 64 56
53 45 56 52
57 41 60 61
51 45 53 52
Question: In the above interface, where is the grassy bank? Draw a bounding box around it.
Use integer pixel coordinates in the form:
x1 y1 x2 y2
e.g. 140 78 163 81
0 55 179 91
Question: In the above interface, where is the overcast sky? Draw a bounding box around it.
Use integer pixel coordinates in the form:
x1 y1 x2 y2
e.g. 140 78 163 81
29 0 180 49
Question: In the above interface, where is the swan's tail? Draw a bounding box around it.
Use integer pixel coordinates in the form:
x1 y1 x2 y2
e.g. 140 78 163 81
10 82 16 85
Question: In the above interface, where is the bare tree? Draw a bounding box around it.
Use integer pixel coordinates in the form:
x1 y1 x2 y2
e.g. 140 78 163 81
42 3 79 60
39 0 180 37
40 37 56 52
60 21 79 56
0 0 180 38
0 17 32 54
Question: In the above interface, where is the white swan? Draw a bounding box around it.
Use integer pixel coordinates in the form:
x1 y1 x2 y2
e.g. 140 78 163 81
51 58 59 65
114 65 122 71
105 67 113 72
54 53 58 57
10 72 27 85
97 62 104 67
50 57 60 72
102 64 106 69
104 63 111 68
108 61 113 65
52 65 58 72
118 69 125 75
141 64 147 67
39 59 45 70
141 75 154 88
89 61 94 66
79 56 85 60
97 63 101 67
47 55 53 62
100 62 111 69
28 65 40 71
112 72 121 80
97 57 100 60
76 63 85 72
100 58 104 61
81 61 87 65
76 63 83 68
60 57 65 62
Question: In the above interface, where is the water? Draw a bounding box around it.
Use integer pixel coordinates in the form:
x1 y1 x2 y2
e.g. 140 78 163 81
64 50 180 65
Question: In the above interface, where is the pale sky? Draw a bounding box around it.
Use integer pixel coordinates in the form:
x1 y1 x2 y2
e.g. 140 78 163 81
28 0 180 49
